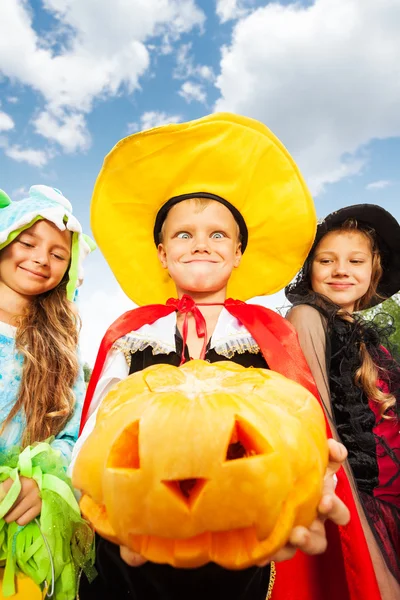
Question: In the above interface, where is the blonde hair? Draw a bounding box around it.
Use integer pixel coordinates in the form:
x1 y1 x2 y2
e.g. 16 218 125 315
333 219 395 418
355 343 396 418
159 197 241 244
1 275 80 446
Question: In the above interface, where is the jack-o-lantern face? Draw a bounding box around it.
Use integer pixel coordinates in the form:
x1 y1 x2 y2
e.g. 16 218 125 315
73 361 328 569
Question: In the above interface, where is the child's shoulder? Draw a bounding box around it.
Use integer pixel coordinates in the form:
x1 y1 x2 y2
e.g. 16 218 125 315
112 311 177 360
286 303 322 319
0 320 16 341
286 303 327 334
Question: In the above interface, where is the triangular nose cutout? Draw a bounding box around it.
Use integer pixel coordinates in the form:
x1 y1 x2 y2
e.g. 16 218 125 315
162 478 208 509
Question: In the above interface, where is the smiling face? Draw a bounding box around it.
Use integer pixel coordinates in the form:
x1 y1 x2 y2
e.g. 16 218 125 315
157 199 242 298
0 219 72 298
311 230 374 313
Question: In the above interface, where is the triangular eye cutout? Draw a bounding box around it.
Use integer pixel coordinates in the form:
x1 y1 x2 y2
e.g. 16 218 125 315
107 420 140 469
162 478 208 509
225 416 272 461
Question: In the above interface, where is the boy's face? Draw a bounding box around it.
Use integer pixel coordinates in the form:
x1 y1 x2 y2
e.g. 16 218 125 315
157 199 242 296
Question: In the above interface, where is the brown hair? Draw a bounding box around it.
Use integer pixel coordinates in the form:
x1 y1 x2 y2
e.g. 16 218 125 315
1 275 80 446
325 219 395 418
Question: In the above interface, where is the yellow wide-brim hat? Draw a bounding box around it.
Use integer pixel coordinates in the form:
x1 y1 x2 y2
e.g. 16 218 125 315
91 113 316 305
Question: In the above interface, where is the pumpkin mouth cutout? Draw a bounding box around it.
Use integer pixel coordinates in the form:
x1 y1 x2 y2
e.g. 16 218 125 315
107 420 140 469
225 417 272 461
162 478 208 509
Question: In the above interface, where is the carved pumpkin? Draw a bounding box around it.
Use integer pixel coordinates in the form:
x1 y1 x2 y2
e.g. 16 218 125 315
73 361 328 569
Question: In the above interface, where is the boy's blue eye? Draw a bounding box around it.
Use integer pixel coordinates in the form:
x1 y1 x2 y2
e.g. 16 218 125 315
211 232 225 239
177 232 191 239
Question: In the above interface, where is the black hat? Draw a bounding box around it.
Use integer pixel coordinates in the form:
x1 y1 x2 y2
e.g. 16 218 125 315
285 204 400 309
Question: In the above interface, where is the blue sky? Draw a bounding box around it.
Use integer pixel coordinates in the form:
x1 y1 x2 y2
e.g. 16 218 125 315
1 0 400 363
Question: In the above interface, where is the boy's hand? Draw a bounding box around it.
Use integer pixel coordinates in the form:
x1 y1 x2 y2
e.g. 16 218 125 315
316 438 350 525
2 476 42 526
259 438 350 565
120 545 147 567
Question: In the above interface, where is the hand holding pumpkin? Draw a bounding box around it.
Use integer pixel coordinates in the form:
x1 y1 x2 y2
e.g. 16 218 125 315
258 438 350 565
318 438 349 525
120 546 147 567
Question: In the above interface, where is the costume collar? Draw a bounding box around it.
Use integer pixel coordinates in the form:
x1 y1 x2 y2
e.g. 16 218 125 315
80 296 320 433
113 307 259 358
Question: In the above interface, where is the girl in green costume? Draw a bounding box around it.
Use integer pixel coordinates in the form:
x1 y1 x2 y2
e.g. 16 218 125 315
0 185 95 598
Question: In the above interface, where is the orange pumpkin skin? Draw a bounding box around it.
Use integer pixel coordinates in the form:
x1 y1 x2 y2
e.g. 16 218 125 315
0 570 43 599
73 360 328 569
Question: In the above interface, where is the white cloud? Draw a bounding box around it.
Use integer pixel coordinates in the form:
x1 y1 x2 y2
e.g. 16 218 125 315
127 110 182 133
174 43 215 82
216 0 253 23
0 110 15 131
179 80 207 103
9 0 205 112
366 179 392 190
4 145 48 167
0 0 205 153
11 186 29 199
6 96 19 104
79 284 136 366
214 0 400 195
33 110 90 153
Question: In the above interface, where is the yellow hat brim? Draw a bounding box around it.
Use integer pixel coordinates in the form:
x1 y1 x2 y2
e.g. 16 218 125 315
91 113 316 305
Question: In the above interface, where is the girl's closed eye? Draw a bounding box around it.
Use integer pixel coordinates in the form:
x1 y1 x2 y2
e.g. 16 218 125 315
52 253 67 261
19 240 34 248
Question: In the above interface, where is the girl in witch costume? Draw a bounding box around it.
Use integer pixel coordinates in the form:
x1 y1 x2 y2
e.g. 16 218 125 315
285 205 400 600
0 185 95 598
73 113 360 600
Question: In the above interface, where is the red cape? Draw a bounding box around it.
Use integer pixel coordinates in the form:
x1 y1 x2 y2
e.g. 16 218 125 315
80 299 381 600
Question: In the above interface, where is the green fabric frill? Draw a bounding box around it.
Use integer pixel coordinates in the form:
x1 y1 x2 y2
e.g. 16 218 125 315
0 442 96 598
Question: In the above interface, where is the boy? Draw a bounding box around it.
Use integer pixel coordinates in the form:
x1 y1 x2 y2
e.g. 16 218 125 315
74 113 378 599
